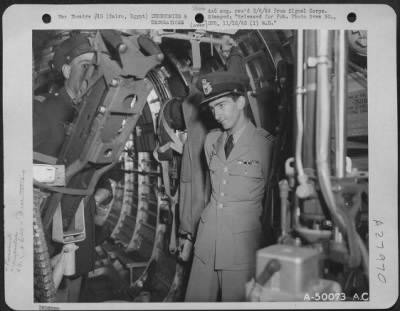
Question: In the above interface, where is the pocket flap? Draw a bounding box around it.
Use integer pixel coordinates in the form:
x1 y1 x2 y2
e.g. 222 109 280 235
229 163 262 178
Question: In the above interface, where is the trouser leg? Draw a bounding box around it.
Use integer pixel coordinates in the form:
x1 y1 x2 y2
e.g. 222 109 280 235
220 269 253 302
66 276 83 302
185 255 219 302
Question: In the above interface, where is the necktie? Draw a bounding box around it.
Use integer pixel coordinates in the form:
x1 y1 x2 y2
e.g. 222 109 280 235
224 134 234 158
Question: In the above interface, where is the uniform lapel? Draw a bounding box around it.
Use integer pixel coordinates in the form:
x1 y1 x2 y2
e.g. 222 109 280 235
226 122 256 163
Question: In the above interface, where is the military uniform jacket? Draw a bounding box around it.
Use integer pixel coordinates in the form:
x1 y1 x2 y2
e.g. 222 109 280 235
194 121 274 270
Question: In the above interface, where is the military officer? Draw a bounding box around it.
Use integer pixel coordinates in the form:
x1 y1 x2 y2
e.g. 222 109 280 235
33 34 112 300
178 36 246 261
184 71 274 302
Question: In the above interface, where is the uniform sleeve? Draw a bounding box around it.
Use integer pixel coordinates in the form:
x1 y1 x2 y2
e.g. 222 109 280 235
202 133 213 206
178 132 213 236
178 144 193 235
261 138 274 182
203 133 212 167
261 136 276 246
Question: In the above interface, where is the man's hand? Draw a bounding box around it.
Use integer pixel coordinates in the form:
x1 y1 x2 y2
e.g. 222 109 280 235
177 231 193 262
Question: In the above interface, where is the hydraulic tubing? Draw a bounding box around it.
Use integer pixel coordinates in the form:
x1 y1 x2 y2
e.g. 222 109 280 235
356 232 370 279
316 30 362 266
294 207 332 243
303 31 317 169
279 180 289 237
316 33 362 269
315 30 346 231
334 30 348 178
295 30 306 180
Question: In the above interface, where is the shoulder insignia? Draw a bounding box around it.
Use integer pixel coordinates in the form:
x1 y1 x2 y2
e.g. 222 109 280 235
256 127 275 142
265 133 275 142
34 95 46 103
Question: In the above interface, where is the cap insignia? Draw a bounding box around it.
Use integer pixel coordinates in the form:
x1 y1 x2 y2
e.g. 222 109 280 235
202 78 212 95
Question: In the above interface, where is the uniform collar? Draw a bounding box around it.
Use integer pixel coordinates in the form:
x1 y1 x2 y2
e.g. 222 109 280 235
228 121 249 144
214 121 256 162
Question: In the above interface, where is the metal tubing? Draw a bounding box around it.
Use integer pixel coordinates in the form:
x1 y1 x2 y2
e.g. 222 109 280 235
334 30 348 178
279 180 289 237
315 30 346 231
356 233 369 279
294 207 332 242
295 30 306 179
303 30 318 169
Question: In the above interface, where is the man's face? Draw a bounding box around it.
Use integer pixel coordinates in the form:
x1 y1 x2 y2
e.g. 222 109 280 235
208 95 245 132
63 52 95 98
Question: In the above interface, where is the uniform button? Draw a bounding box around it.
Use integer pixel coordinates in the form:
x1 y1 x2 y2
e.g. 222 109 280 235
222 180 227 185
223 167 228 173
218 203 223 209
220 192 225 197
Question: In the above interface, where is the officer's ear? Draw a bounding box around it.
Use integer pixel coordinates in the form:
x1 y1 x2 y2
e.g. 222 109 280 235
61 64 71 79
237 95 246 110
